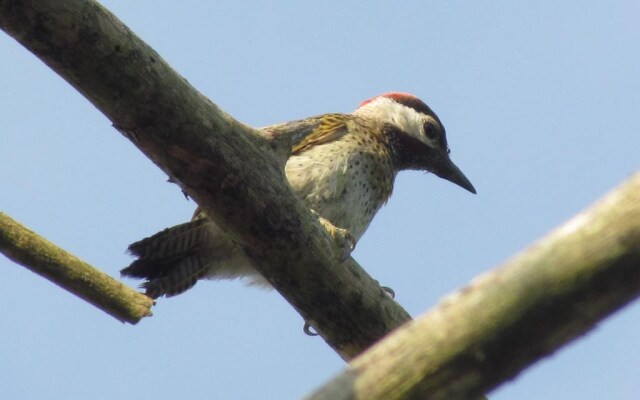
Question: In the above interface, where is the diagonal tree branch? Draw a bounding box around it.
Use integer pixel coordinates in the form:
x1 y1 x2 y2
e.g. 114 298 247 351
0 212 153 324
5 1 637 398
0 0 411 361
305 173 640 400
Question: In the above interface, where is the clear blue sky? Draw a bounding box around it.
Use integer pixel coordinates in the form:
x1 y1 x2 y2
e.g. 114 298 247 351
2 2 639 399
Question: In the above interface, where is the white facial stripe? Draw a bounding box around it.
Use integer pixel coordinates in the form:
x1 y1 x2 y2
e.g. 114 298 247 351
354 96 439 147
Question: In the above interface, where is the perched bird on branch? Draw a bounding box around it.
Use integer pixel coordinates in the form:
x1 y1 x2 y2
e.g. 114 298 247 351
121 93 476 298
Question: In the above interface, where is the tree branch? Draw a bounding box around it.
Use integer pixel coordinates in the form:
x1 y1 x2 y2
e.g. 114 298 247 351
305 173 640 400
0 0 411 360
0 212 153 324
3 1 639 398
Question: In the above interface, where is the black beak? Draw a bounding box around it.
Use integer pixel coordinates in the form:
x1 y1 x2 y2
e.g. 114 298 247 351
430 153 476 194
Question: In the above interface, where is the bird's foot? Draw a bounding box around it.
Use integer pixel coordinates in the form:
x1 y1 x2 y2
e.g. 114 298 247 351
311 210 356 260
303 321 319 336
382 286 395 299
374 280 395 298
327 225 356 260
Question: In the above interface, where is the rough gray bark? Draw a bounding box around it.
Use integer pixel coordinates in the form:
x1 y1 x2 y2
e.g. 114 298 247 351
305 173 640 400
3 1 638 399
0 0 411 361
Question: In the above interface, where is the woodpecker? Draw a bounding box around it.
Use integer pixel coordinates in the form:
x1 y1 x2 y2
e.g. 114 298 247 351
121 92 476 298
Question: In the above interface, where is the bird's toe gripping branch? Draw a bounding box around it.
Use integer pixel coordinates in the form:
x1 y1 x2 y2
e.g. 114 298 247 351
310 210 356 260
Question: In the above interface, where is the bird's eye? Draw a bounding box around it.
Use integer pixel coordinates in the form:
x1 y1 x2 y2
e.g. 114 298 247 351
424 123 440 140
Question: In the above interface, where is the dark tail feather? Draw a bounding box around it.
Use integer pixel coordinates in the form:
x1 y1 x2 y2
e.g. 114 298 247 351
121 218 214 298
140 254 211 298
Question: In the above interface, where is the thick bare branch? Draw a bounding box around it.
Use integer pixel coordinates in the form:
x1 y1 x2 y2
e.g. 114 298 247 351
0 212 153 324
0 0 411 360
4 1 639 398
305 173 640 400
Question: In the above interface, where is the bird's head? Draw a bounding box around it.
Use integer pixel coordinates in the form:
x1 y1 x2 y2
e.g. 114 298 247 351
354 92 476 194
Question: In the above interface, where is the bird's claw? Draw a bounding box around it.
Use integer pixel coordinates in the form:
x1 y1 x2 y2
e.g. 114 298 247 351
303 321 319 336
375 280 395 299
381 286 395 299
328 225 356 260
311 210 356 260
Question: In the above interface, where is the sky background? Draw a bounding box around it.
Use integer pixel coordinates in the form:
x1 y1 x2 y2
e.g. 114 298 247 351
1 2 639 399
